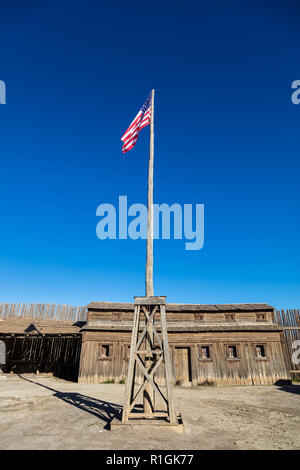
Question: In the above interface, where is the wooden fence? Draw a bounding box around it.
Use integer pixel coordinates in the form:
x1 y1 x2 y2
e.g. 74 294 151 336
274 309 300 379
0 303 87 322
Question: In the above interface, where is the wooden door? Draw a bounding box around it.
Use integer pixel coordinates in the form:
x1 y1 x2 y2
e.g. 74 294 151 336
174 347 191 384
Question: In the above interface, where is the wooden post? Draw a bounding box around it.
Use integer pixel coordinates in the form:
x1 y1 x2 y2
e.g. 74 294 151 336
145 89 155 298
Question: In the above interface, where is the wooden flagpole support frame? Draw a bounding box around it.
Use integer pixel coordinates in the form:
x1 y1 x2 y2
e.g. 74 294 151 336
110 296 183 431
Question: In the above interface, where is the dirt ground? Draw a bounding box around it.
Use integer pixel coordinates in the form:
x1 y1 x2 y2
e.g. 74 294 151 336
0 373 299 450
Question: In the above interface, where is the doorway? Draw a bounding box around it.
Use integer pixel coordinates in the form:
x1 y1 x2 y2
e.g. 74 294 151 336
174 347 192 385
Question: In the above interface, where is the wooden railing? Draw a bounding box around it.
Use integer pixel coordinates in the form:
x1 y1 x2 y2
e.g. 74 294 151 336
274 309 300 379
0 303 87 322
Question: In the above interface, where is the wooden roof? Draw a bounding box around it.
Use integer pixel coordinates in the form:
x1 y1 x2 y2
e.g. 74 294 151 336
0 318 84 335
87 302 274 312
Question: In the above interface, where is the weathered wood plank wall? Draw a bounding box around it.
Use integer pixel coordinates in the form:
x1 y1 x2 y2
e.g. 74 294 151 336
78 330 290 386
78 302 291 386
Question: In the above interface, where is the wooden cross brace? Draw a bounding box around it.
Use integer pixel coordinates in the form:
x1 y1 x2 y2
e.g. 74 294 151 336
121 297 176 424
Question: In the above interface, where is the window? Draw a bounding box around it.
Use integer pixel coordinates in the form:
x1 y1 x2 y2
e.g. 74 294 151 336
195 314 204 321
225 314 235 322
256 345 266 358
112 312 121 320
227 345 238 359
198 345 212 360
201 346 210 359
256 313 266 322
98 343 112 360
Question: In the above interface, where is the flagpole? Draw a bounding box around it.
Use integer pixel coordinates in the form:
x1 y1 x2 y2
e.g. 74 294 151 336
144 89 155 416
145 89 155 297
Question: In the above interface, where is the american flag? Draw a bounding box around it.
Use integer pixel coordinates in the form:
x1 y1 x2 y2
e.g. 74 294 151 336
121 93 152 153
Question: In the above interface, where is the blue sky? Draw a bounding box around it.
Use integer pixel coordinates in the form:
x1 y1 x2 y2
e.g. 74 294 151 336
0 0 299 309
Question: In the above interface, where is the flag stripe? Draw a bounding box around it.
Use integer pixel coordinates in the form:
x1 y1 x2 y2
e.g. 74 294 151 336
121 108 150 141
121 93 152 153
121 113 151 150
122 111 151 143
122 134 139 152
122 133 138 150
121 110 142 140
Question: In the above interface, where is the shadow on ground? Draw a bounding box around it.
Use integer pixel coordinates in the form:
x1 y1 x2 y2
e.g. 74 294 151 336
18 374 122 429
276 384 300 396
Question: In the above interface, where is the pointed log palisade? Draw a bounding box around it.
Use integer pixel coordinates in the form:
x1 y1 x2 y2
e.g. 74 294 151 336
111 90 183 431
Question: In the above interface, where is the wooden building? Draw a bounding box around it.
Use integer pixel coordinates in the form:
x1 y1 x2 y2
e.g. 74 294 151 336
0 318 83 381
78 302 291 386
